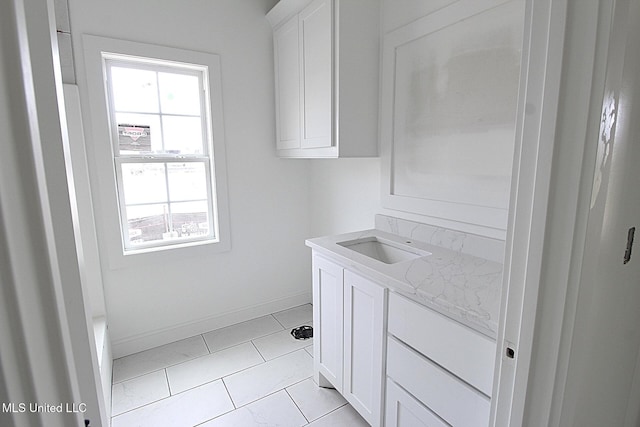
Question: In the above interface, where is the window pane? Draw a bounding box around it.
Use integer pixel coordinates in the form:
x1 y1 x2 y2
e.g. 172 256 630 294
121 163 167 205
162 115 204 154
116 113 162 154
126 204 170 246
167 162 208 202
158 72 201 116
170 201 211 238
111 67 159 114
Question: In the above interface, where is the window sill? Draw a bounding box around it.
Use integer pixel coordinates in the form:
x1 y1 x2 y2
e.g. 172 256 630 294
105 233 231 270
124 237 221 256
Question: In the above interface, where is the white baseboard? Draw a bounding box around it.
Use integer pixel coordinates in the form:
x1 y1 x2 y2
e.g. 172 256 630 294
111 292 312 358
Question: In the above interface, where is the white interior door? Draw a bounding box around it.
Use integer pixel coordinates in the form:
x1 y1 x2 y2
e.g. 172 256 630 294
558 1 640 424
491 0 640 425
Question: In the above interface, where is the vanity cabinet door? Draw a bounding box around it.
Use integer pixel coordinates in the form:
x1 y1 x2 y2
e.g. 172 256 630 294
312 254 344 391
273 15 300 150
385 378 449 427
343 270 386 427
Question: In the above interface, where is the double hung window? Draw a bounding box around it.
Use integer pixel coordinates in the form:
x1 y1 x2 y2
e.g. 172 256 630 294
104 57 219 251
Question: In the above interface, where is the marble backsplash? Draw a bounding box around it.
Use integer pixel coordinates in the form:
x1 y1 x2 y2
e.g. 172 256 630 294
375 214 506 263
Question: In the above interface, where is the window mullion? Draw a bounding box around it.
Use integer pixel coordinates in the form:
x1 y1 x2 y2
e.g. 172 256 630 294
155 70 166 153
203 157 216 239
200 73 209 157
163 162 173 234
114 158 131 248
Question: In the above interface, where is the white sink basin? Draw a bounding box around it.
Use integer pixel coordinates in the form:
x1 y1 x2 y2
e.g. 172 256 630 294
337 236 430 264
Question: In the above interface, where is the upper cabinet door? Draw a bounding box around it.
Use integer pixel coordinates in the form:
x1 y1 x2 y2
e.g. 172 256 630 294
274 15 301 150
299 0 333 149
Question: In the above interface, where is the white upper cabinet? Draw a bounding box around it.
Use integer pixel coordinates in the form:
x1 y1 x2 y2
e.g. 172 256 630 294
267 0 379 158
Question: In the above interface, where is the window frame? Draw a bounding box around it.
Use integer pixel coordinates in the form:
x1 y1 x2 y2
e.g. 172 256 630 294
82 35 231 267
104 57 219 251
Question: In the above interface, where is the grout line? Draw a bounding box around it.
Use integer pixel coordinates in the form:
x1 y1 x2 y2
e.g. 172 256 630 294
112 366 169 386
111 390 172 418
164 369 172 396
221 377 237 409
284 387 310 424
202 333 212 354
253 343 314 364
193 405 235 427
272 313 287 329
230 387 294 411
251 340 267 363
310 403 348 424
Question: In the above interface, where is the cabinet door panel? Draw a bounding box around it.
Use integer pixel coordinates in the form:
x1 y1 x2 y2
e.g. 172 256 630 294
386 378 450 427
312 255 343 391
299 0 332 148
343 270 385 426
274 16 300 150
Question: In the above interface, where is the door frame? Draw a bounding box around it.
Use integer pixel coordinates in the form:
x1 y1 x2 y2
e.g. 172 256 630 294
492 0 636 425
0 0 106 426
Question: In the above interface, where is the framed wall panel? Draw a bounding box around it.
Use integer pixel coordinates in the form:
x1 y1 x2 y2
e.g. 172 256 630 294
380 0 524 238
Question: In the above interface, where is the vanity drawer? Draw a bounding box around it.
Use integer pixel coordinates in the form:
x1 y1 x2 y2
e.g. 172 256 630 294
387 292 496 396
387 336 490 427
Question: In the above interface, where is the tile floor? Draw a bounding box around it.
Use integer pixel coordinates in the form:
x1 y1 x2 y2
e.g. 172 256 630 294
110 304 369 426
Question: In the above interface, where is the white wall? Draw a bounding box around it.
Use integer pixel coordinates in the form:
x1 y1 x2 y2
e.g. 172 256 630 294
308 158 380 237
69 0 314 355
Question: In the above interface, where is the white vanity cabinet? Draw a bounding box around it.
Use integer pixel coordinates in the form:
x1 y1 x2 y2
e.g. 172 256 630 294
386 293 496 427
312 253 386 426
308 228 500 426
266 0 379 158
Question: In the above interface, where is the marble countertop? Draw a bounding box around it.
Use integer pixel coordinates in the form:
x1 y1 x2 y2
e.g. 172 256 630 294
305 229 503 338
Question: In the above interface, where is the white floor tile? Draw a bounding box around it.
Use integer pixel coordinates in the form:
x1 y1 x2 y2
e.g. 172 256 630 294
200 390 307 426
111 370 170 416
286 378 346 422
306 404 369 427
252 325 313 361
305 345 313 357
224 349 313 407
113 336 209 383
273 304 313 328
166 342 264 394
203 315 283 352
111 380 233 427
